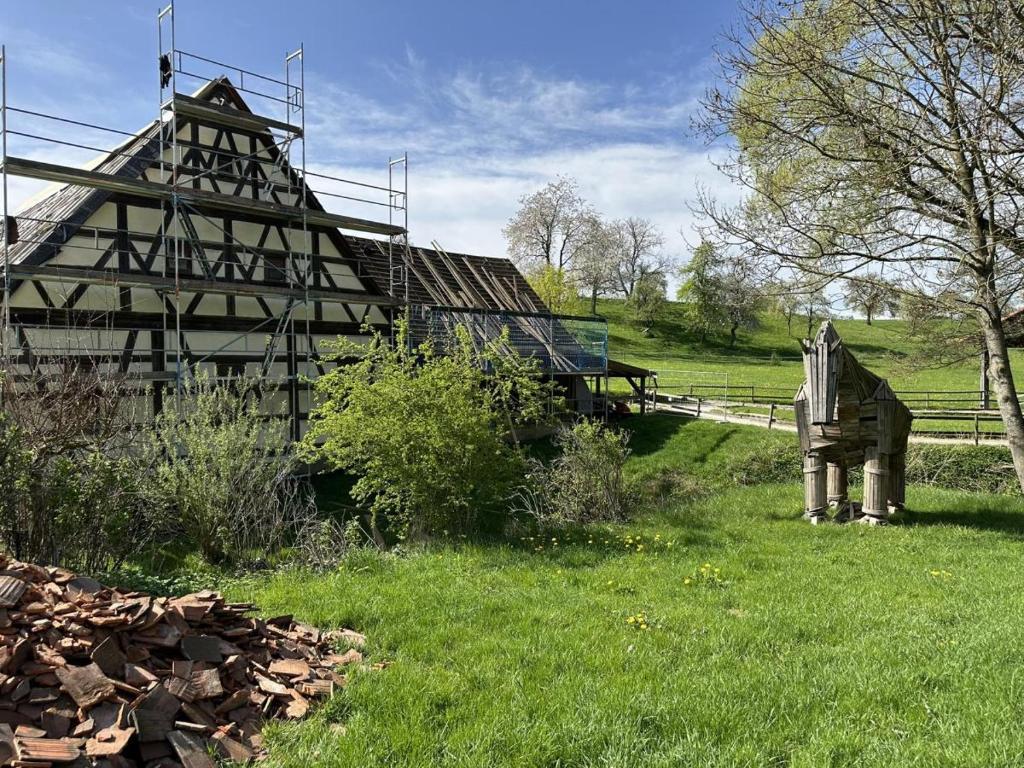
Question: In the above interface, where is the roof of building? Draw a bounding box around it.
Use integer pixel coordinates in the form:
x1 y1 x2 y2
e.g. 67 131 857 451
342 235 547 314
3 77 549 319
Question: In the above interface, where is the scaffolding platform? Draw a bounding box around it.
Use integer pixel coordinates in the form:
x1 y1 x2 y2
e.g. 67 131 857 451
7 264 398 306
1 156 403 236
165 93 303 136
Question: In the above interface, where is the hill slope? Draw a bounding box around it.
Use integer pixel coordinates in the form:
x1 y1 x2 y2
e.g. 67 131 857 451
598 298 1007 395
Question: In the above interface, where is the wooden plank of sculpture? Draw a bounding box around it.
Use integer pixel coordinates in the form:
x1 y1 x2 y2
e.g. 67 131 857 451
826 462 855 522
803 453 828 524
862 447 890 525
889 451 906 514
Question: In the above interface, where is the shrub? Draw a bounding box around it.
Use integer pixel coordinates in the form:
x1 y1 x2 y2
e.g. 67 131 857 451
302 325 555 539
148 374 319 565
723 438 802 486
0 365 164 572
516 419 633 525
905 444 1019 496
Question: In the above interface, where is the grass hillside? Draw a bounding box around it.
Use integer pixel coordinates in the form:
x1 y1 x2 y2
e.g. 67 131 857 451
598 298 1010 395
232 416 1024 767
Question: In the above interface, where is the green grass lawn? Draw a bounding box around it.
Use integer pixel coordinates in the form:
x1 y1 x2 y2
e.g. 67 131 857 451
599 299 1011 398
229 416 1024 767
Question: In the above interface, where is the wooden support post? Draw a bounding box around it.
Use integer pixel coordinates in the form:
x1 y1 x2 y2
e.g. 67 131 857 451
826 462 848 505
974 413 980 446
640 376 646 415
889 451 906 512
767 402 776 429
862 447 890 523
696 397 702 418
803 453 827 523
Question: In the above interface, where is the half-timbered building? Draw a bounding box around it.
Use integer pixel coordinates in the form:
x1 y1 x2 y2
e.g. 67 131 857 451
0 70 638 435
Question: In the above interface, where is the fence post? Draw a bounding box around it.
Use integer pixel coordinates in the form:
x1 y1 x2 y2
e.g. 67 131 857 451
768 402 776 430
974 413 980 446
696 397 702 418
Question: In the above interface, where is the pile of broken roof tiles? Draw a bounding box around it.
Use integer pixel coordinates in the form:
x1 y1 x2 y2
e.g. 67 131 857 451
0 556 366 767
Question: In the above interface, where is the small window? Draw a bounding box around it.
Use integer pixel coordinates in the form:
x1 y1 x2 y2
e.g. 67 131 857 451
265 254 287 285
168 241 192 278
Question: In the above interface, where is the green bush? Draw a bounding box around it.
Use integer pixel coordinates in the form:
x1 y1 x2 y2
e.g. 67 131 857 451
905 444 1019 495
720 434 1020 496
302 325 555 539
148 374 319 565
516 420 634 525
723 438 802 486
0 369 164 573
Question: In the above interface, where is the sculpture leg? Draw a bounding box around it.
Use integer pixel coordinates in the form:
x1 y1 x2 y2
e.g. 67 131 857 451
803 453 828 524
827 461 852 521
889 451 906 513
862 447 890 525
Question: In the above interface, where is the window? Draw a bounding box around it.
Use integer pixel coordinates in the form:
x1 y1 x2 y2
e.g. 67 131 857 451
265 253 288 285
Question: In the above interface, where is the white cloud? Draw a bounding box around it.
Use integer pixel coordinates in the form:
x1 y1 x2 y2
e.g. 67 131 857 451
302 58 738 290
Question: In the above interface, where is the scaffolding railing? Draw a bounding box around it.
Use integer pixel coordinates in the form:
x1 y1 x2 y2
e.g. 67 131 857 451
406 305 609 375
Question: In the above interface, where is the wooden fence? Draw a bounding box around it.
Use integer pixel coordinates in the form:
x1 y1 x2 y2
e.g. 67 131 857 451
667 382 986 410
650 389 1007 444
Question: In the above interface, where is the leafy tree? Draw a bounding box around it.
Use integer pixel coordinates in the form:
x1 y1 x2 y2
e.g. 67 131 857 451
526 264 585 316
774 276 830 336
627 272 668 333
301 325 555 539
697 0 1024 488
677 241 725 343
845 278 900 325
718 257 762 347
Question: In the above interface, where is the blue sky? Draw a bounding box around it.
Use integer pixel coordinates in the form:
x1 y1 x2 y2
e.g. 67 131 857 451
0 1 742 265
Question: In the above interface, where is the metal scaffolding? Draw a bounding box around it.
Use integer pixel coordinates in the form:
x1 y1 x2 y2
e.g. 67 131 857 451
0 3 615 430
0 0 408 437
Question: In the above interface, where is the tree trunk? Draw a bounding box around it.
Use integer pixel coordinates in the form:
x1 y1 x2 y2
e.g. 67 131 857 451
806 313 814 339
865 310 872 326
786 313 793 335
978 293 1024 492
730 322 738 347
590 287 598 316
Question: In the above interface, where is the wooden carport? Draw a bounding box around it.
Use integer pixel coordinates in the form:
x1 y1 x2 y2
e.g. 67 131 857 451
607 359 656 414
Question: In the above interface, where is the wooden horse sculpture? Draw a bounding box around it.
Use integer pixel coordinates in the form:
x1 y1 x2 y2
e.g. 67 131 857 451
794 322 912 524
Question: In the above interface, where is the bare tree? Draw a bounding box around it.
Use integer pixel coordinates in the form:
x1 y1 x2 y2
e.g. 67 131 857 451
503 176 596 272
698 0 1024 489
610 217 669 297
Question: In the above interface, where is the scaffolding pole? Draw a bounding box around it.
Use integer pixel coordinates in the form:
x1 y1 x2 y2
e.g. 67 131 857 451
389 154 409 344
0 5 408 439
1 44 9 377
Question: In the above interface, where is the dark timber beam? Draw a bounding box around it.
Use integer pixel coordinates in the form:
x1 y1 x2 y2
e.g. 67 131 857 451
7 264 399 306
166 94 303 137
11 308 385 336
1 156 404 236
